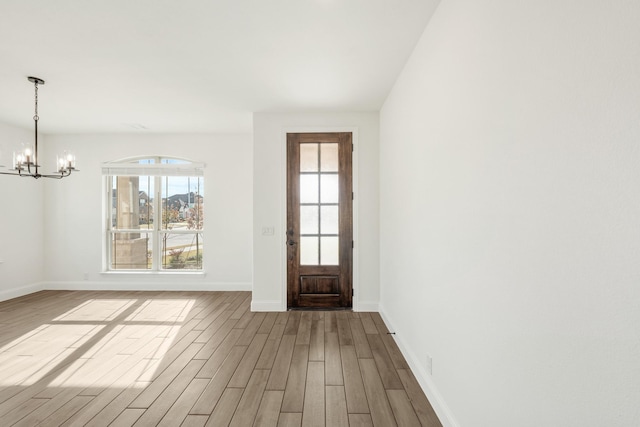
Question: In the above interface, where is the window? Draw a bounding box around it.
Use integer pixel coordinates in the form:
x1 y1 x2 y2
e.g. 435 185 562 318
103 157 204 271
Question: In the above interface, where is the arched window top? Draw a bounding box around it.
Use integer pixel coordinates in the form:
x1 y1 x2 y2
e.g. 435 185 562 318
102 156 204 177
104 155 198 165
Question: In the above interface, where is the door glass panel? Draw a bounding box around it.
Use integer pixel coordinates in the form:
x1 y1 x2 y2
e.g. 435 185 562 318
320 206 338 234
320 143 338 172
300 206 319 235
320 174 339 203
300 175 319 203
320 236 339 265
300 144 319 172
300 236 319 265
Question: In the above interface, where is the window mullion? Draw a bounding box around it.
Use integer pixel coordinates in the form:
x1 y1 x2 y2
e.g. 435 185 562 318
106 177 113 270
152 175 162 271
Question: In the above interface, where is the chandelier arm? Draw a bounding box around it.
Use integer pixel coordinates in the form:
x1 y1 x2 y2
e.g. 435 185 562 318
37 174 65 179
0 170 69 179
0 171 34 178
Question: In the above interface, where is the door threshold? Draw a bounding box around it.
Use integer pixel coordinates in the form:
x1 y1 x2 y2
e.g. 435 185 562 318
287 307 352 311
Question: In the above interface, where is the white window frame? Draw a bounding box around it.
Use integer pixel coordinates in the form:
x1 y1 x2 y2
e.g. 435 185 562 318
103 156 205 272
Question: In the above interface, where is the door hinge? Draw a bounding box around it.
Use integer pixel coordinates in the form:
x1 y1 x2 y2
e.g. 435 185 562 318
352 143 354 152
352 191 354 200
351 240 354 249
352 288 354 296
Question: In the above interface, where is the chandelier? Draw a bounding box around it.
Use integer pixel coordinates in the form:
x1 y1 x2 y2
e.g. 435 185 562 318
0 77 77 179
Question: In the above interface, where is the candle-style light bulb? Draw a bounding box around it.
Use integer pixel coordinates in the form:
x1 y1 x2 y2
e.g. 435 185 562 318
57 156 65 172
66 152 75 169
23 147 32 164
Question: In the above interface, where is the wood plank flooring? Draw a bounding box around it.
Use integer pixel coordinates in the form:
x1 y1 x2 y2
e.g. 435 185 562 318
0 291 442 426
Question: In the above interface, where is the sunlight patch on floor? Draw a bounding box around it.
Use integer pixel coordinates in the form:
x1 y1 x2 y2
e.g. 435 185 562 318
53 299 137 322
0 298 195 388
125 299 195 322
0 324 105 386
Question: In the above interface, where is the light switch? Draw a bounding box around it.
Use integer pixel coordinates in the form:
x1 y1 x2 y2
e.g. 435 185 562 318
261 226 275 236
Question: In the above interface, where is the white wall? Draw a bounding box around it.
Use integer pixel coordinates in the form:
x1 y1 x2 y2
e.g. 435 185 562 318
43 133 253 291
0 122 45 300
252 112 379 311
379 1 640 426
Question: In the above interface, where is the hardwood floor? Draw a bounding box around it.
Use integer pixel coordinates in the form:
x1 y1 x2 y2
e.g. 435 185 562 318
0 291 442 426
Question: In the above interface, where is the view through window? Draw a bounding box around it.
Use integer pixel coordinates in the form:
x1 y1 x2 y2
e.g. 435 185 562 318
104 157 204 271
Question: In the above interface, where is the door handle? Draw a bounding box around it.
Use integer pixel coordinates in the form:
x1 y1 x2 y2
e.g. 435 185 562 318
287 240 296 246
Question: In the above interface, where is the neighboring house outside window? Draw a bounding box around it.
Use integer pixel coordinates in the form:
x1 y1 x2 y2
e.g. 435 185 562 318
103 156 204 271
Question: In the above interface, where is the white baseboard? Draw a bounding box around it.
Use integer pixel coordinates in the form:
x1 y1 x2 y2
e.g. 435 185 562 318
0 282 45 303
355 300 379 312
378 305 460 427
251 300 285 312
42 281 252 292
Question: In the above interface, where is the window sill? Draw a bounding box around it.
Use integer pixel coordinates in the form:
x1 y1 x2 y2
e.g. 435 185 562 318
101 271 206 277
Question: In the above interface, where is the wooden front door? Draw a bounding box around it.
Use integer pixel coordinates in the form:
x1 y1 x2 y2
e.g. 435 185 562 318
287 132 353 309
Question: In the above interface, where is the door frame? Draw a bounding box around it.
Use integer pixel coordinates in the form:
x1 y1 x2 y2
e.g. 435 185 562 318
280 127 360 311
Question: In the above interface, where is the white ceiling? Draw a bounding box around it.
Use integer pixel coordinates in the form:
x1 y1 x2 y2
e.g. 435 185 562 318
0 0 439 134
